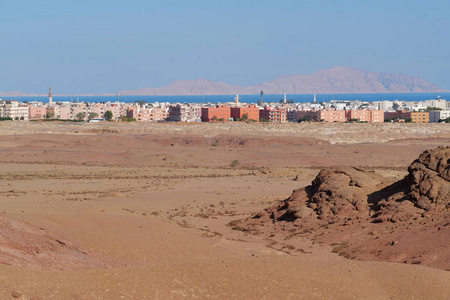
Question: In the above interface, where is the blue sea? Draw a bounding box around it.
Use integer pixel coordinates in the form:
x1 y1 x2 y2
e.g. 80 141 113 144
2 92 449 104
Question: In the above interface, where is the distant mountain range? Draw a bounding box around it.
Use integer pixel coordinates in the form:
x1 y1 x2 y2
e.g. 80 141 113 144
120 66 447 95
1 66 447 97
0 91 43 97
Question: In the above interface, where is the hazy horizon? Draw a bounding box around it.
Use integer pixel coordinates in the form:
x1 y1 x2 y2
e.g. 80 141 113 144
1 0 448 94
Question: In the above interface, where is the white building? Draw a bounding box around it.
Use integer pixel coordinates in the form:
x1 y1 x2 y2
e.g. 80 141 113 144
0 100 29 120
424 96 446 110
373 100 393 111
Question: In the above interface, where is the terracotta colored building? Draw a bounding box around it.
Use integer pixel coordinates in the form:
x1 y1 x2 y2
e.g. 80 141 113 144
295 109 384 122
318 110 346 122
201 105 230 122
369 110 384 122
346 110 384 122
259 106 286 122
230 105 259 121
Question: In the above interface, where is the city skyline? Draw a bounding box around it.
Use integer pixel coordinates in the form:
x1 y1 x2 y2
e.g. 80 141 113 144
0 0 449 94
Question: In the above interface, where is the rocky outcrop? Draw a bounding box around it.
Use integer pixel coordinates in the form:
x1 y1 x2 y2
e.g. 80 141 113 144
374 147 450 222
408 148 450 211
240 147 450 229
307 168 385 223
233 147 450 269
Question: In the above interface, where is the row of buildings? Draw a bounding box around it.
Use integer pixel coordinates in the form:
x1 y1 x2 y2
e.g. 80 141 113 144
0 100 124 121
1 95 449 123
126 103 287 123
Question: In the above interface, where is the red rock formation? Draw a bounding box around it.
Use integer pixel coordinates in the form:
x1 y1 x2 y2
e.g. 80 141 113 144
233 147 450 269
0 216 109 270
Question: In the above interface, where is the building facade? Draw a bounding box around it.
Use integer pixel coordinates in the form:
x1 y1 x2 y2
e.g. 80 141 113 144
230 105 259 121
410 112 429 123
429 110 450 122
201 105 231 122
259 106 286 122
168 104 202 122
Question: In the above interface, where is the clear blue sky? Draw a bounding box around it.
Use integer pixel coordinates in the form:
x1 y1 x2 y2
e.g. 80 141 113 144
0 0 448 94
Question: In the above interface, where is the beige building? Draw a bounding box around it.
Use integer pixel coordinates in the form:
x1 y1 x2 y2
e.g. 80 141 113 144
29 106 46 119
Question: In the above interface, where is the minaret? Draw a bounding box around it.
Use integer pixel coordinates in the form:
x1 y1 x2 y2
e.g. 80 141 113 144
313 94 316 103
283 93 287 104
49 86 53 106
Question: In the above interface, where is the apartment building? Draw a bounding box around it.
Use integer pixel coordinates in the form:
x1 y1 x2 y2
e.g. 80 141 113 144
346 110 384 122
286 109 298 122
29 106 46 119
127 105 169 122
424 97 446 110
127 106 151 121
201 105 231 122
230 104 259 121
151 106 169 122
103 103 123 120
295 110 321 121
318 110 346 122
58 106 71 119
373 100 394 111
410 112 429 123
0 100 29 120
259 106 286 122
168 104 202 122
429 110 450 123
384 110 411 120
384 110 429 123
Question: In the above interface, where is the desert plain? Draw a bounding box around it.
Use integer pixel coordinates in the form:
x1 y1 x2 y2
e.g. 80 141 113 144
0 121 449 299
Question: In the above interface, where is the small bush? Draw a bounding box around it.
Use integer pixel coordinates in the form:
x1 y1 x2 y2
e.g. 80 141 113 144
230 160 240 167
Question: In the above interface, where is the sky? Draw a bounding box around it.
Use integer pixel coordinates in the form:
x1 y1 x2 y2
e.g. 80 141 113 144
0 0 449 94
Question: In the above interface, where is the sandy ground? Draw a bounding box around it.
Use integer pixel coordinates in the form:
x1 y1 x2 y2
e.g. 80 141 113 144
0 121 449 299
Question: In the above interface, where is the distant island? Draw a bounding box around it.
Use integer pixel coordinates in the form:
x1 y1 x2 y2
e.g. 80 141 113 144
1 66 447 97
119 66 448 96
0 91 44 97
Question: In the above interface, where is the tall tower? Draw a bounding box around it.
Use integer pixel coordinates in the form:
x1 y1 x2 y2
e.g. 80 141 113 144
49 86 53 106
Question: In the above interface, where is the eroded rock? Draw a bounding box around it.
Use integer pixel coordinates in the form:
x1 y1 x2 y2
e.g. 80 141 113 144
0 216 111 270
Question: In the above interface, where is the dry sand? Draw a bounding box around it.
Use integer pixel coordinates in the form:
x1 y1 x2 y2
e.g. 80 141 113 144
0 121 449 299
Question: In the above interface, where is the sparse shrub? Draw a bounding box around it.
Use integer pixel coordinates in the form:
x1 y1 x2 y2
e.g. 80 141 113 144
230 160 240 167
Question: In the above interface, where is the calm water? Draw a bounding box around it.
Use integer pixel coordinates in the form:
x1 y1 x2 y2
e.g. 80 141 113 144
2 92 450 104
